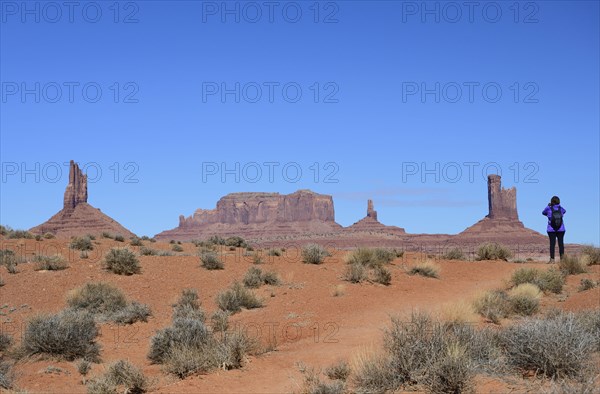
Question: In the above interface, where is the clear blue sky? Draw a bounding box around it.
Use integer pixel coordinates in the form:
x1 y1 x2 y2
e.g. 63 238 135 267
1 1 598 245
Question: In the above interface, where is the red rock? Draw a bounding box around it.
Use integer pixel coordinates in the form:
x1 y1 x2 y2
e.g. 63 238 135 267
346 200 405 234
30 160 134 238
156 190 341 241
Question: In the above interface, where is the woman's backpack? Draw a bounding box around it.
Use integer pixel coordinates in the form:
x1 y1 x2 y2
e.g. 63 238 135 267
550 206 563 231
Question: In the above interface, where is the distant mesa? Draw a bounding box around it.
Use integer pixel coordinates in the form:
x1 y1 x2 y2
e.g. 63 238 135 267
458 174 543 241
30 160 135 238
346 199 406 234
155 190 342 241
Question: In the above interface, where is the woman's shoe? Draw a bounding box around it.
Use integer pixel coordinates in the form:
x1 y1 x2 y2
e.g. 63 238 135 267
548 258 555 263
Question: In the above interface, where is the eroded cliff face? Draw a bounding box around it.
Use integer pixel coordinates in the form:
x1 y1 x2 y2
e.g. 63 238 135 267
487 174 518 220
63 160 88 210
158 190 341 240
30 160 134 238
178 190 336 227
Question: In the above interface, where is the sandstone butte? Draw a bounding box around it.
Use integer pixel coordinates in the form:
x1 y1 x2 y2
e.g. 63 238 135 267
29 161 135 238
28 160 550 249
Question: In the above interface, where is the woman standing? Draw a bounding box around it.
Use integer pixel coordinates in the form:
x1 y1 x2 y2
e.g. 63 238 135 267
542 196 566 263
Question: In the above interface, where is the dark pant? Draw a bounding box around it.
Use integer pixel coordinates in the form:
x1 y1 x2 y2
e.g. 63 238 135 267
548 231 565 259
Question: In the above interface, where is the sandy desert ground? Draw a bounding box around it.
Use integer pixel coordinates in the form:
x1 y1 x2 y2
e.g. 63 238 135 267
1 236 599 393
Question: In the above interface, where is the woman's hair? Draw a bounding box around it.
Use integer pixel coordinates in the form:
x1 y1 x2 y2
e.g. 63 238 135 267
550 196 560 205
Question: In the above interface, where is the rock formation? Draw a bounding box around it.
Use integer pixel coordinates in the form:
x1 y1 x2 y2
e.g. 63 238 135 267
458 175 543 241
156 190 342 240
367 199 377 220
63 160 88 210
30 160 134 238
486 174 518 220
347 200 405 234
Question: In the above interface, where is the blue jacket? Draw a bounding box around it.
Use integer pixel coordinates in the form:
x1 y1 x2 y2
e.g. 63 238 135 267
542 204 566 232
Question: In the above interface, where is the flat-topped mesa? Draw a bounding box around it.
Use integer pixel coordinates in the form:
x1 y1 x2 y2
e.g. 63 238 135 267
486 174 518 220
63 160 88 210
176 189 337 228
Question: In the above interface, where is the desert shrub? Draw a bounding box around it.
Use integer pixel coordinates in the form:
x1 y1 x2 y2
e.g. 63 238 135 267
102 232 114 239
225 236 247 248
0 249 25 272
559 255 587 275
0 225 7 236
103 248 141 275
43 232 55 239
511 267 565 294
207 235 225 245
77 359 91 377
408 261 440 278
70 236 93 251
148 317 255 377
243 267 264 288
473 290 510 324
112 302 152 324
575 309 600 352
35 234 42 241
8 229 34 239
502 311 596 378
509 284 541 316
476 242 512 261
536 268 566 294
242 267 280 288
372 266 392 285
581 245 600 265
578 278 596 292
373 248 397 264
511 267 538 286
298 363 346 394
200 251 224 270
67 282 127 315
33 254 68 271
114 235 125 242
140 235 151 241
353 312 488 393
159 250 174 256
130 237 143 246
21 310 100 361
443 247 465 260
91 360 150 394
440 302 478 326
148 318 212 364
0 362 14 390
267 248 282 257
0 333 12 352
139 247 158 256
211 310 230 332
262 270 281 286
344 248 378 267
352 353 397 393
172 289 205 322
216 282 263 313
252 255 264 265
324 360 351 381
171 244 184 252
425 342 474 394
344 263 367 283
302 244 329 265
67 282 150 324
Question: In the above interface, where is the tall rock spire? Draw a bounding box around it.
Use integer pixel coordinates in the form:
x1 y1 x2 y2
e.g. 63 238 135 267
366 199 378 221
486 174 518 220
63 160 88 210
